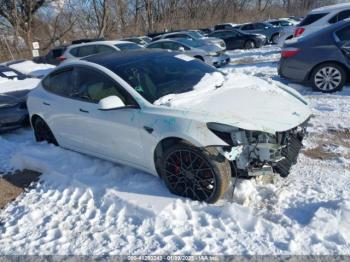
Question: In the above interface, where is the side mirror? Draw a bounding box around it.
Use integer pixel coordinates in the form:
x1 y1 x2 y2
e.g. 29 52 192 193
98 96 125 111
178 46 185 51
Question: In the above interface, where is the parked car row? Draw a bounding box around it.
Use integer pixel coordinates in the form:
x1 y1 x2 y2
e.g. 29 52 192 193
1 4 347 203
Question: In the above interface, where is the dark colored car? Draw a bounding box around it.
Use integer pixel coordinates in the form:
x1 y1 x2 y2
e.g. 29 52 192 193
208 29 266 50
0 90 29 133
0 66 32 132
33 45 68 65
278 20 350 93
234 22 282 44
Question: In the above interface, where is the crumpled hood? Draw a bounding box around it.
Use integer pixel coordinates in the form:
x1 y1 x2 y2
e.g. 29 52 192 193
154 72 311 133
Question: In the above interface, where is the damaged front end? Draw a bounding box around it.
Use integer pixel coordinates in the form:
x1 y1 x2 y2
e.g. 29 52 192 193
207 121 308 178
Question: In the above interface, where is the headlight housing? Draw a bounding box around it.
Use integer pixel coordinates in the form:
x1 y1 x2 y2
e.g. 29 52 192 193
208 51 218 56
207 122 276 146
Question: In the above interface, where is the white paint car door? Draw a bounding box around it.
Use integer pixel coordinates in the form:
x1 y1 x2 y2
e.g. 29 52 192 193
70 66 146 168
39 67 87 150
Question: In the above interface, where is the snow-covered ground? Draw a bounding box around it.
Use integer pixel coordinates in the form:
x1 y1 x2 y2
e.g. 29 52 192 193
1 46 350 255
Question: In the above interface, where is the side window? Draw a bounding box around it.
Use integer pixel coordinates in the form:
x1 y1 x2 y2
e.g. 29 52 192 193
336 26 350 41
147 43 162 49
162 42 186 51
72 67 135 105
241 24 253 30
255 23 265 29
69 47 79 57
225 31 238 37
211 32 222 38
96 45 115 54
77 45 97 57
215 25 224 30
42 68 73 97
329 10 350 24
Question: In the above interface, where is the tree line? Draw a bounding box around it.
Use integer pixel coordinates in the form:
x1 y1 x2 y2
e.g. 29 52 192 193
0 0 338 61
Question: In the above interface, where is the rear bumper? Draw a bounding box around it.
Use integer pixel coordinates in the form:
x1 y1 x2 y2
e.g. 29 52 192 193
278 59 309 82
0 106 29 133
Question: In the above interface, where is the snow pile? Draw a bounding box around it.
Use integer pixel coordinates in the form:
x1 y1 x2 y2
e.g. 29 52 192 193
154 70 301 108
0 77 40 94
9 60 55 78
154 72 224 107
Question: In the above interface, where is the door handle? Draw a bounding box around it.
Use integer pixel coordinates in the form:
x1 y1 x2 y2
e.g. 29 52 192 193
79 108 89 113
43 102 50 106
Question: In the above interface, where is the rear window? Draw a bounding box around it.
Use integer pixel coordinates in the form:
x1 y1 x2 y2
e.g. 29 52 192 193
335 25 350 41
299 13 328 26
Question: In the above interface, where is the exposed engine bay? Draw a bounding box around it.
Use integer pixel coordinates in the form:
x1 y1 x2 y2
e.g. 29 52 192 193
208 120 309 177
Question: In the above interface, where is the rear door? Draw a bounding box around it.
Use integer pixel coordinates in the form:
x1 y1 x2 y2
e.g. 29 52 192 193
39 67 85 149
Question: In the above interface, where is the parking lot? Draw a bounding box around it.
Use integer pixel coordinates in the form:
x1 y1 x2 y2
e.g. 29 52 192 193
0 45 349 255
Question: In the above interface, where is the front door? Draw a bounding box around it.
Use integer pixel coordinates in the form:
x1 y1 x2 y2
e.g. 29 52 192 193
69 66 145 167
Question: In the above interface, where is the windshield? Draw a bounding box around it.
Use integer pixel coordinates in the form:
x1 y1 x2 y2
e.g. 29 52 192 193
176 38 205 48
115 43 142 51
107 53 217 103
188 31 205 39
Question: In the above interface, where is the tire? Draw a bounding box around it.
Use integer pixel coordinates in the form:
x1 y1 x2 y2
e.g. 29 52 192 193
33 117 58 145
244 40 255 49
271 33 279 44
159 143 231 203
310 63 346 93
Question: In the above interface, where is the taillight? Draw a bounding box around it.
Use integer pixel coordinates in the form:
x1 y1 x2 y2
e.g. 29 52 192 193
294 27 305 37
56 56 66 62
281 48 300 58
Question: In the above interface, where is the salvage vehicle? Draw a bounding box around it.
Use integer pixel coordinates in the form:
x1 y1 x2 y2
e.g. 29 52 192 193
27 50 311 203
146 38 230 67
234 22 282 44
61 40 142 62
152 31 226 50
208 29 266 49
294 3 350 38
279 20 350 93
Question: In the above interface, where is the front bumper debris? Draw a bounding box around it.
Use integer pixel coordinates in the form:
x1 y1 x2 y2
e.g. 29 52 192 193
219 119 309 178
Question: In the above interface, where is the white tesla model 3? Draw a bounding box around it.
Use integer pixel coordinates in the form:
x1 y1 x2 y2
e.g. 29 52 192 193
27 50 311 203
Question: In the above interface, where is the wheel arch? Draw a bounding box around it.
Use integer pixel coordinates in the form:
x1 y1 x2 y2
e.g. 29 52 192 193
30 114 43 127
153 136 196 177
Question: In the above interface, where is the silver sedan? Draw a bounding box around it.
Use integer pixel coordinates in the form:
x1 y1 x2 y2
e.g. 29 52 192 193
146 38 230 67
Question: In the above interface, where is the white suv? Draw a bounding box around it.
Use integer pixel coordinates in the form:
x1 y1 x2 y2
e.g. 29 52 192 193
61 40 142 62
294 3 350 38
